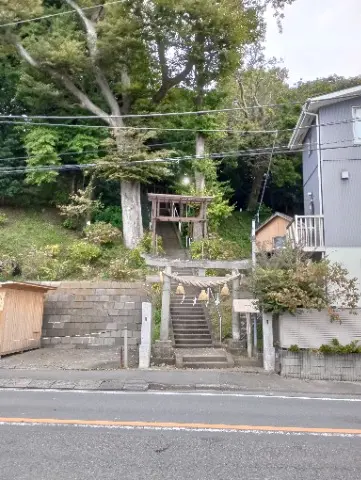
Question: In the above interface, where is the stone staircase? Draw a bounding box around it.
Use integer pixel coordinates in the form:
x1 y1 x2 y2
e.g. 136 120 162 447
171 295 213 348
156 222 234 368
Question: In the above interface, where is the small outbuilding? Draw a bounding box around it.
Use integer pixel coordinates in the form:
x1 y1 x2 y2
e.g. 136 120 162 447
0 282 56 357
256 212 293 253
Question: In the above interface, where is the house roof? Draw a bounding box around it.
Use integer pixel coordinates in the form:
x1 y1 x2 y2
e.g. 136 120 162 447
255 212 293 233
288 85 361 149
0 282 56 293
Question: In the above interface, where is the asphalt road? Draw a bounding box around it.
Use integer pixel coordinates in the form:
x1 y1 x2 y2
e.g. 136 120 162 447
1 389 361 480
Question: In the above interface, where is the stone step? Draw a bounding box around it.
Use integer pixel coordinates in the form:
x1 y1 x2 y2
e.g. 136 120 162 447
174 334 212 339
172 317 207 321
171 297 200 301
175 344 214 349
172 320 208 328
171 308 205 313
170 307 204 312
182 361 229 369
173 328 209 333
175 339 213 346
183 355 227 362
172 318 207 322
170 303 202 308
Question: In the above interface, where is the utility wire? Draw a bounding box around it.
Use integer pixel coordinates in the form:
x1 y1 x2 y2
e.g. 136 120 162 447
2 93 361 120
256 132 279 224
0 140 194 163
0 1 125 28
0 120 283 135
3 140 359 175
1 139 359 170
1 135 359 166
2 115 361 135
0 102 302 120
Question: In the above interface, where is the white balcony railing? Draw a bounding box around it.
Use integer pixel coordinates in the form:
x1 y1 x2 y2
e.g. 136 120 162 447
287 215 325 250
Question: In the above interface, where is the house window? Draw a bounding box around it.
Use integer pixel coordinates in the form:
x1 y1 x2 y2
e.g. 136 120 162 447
352 107 361 143
273 236 286 249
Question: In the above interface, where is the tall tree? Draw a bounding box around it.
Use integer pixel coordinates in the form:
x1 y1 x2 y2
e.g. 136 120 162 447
1 0 295 247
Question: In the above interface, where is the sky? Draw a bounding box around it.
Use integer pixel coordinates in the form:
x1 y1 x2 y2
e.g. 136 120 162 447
264 0 361 85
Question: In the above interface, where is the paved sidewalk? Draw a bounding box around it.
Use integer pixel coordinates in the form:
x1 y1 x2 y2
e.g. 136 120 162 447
0 367 361 396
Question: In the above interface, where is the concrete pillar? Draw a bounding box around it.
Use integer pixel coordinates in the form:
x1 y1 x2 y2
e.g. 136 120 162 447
160 266 171 342
246 313 252 358
139 302 152 369
232 270 240 340
262 312 275 371
198 268 206 277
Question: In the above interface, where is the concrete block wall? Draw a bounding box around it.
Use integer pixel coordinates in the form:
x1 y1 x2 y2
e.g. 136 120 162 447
281 350 361 381
40 281 147 356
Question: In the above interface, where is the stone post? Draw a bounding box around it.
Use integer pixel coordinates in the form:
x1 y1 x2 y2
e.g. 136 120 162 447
139 302 152 369
262 312 275 371
246 312 252 358
160 266 171 342
232 269 241 341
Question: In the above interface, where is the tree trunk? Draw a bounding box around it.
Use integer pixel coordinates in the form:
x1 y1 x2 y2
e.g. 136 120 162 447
112 120 143 249
121 180 143 248
193 133 206 241
247 167 265 212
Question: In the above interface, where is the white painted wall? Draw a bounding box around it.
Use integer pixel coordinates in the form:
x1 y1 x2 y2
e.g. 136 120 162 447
325 247 361 307
279 309 361 349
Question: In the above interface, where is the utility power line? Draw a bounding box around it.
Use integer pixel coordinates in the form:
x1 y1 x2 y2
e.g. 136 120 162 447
0 137 358 168
2 114 361 136
0 120 285 135
257 132 278 220
2 140 360 176
0 140 194 163
0 102 302 121
0 1 125 28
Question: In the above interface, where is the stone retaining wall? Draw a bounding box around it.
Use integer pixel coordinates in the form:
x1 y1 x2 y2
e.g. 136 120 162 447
41 282 147 358
280 350 361 381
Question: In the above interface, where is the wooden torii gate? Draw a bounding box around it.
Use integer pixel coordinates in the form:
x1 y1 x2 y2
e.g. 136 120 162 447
148 193 213 249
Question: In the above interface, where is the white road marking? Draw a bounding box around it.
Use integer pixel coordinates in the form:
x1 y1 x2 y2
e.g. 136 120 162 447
0 387 360 402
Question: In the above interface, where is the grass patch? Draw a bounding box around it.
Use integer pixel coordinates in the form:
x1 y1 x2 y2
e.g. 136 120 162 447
0 207 77 256
0 207 146 282
217 210 270 256
218 211 253 256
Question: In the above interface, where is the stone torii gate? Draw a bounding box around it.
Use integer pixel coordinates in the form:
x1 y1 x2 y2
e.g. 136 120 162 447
144 255 250 357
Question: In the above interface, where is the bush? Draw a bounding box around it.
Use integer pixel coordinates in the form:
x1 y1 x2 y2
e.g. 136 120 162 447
43 244 61 257
0 213 8 226
288 344 300 352
68 241 101 264
107 258 137 280
93 205 122 229
84 222 121 245
190 235 244 260
0 255 20 280
127 248 146 269
62 218 78 230
139 232 164 255
58 188 102 230
318 338 361 355
249 244 359 317
18 247 75 281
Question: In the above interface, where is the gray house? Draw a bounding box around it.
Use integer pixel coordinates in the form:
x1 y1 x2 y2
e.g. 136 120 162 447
288 85 361 302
